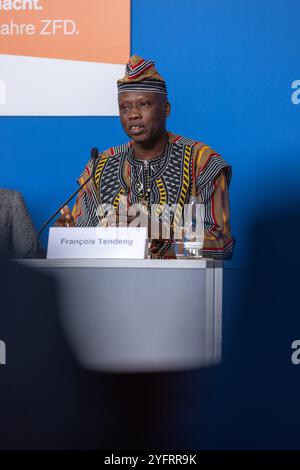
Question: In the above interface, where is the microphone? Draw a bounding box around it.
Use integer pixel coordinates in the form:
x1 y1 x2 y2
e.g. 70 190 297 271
90 147 99 183
37 147 99 242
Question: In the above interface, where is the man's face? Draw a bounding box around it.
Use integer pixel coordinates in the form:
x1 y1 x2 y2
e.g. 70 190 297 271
118 91 170 146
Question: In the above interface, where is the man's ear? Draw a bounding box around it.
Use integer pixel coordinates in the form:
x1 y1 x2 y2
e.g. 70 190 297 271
165 101 171 117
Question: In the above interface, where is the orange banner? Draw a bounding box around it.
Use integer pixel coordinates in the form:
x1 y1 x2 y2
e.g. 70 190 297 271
0 0 130 63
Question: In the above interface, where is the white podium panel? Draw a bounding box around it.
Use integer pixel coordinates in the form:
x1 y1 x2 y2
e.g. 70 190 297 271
22 259 223 373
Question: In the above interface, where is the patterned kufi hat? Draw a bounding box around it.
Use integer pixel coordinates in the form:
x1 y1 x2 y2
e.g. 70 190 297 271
117 55 167 95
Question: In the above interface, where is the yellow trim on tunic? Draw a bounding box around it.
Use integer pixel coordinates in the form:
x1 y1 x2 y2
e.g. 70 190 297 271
173 145 192 229
154 177 167 217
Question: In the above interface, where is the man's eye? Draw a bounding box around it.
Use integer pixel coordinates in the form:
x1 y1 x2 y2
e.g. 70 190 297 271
140 102 150 107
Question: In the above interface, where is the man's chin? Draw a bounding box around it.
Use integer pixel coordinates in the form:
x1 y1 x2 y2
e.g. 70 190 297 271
128 133 148 144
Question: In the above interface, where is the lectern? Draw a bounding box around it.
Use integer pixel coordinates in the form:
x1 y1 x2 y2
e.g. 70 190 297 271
24 259 223 372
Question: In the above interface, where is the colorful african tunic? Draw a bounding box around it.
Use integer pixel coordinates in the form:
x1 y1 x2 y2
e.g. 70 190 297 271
73 132 234 259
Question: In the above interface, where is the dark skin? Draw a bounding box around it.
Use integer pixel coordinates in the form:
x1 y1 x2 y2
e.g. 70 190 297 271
56 90 171 228
118 91 171 160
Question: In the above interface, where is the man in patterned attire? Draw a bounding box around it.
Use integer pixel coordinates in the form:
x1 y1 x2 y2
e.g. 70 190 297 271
61 55 234 259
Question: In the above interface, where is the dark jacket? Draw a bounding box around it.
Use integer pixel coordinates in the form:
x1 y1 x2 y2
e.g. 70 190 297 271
0 189 38 258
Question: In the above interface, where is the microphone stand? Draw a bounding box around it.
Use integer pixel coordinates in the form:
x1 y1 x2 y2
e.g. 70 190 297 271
37 148 100 244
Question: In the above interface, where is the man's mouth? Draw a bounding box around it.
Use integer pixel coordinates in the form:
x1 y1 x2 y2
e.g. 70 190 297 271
129 125 145 135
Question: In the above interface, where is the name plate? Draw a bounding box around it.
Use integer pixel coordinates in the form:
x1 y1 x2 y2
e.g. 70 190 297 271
47 227 148 259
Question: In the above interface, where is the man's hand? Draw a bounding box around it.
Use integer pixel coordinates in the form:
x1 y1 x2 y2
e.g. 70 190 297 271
55 205 75 227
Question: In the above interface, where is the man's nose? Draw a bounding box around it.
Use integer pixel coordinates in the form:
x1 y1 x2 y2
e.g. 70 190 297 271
129 105 141 119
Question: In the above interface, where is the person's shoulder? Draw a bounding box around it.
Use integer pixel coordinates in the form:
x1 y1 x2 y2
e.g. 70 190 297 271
168 132 218 155
168 132 231 180
77 142 132 183
100 141 133 159
0 188 18 198
0 189 24 207
84 141 132 169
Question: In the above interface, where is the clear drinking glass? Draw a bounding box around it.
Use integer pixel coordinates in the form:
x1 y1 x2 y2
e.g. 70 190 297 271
182 196 204 258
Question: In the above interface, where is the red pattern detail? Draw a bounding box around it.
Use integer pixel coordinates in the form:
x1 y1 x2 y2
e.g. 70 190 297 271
203 239 233 251
192 152 196 193
211 178 217 228
127 62 153 80
129 58 144 70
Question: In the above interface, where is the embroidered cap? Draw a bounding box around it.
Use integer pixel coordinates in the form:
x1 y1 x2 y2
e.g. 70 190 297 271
117 55 167 95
